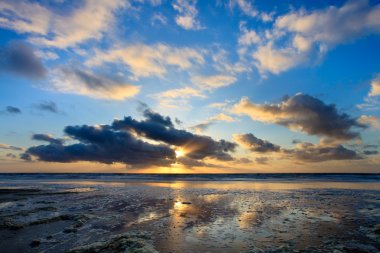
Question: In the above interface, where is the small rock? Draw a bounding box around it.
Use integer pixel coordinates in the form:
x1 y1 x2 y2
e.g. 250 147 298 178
30 240 40 248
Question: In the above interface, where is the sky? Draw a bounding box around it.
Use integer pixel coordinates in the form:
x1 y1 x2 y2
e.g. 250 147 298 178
0 0 380 173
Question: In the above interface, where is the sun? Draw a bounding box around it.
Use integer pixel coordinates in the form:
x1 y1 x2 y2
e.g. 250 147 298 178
175 149 185 158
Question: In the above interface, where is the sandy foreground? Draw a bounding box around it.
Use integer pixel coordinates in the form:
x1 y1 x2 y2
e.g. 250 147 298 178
0 180 379 253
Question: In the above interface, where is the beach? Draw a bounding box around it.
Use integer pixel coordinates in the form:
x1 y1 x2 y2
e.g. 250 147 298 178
0 174 379 253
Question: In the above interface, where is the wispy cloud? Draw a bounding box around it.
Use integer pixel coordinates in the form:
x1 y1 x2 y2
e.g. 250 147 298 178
35 101 59 114
192 74 237 90
153 87 206 109
4 106 21 114
0 0 126 49
249 0 380 75
87 43 205 80
0 143 24 151
190 113 235 133
49 67 139 100
173 0 203 30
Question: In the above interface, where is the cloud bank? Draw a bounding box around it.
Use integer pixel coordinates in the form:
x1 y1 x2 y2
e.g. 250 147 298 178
233 93 365 141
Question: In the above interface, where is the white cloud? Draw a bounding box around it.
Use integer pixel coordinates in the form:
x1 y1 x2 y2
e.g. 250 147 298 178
275 0 380 45
192 74 237 90
49 67 139 100
190 113 235 133
35 50 59 60
253 42 305 75
210 113 235 122
173 0 203 30
358 115 380 129
238 22 261 46
0 0 126 49
229 0 258 18
0 1 51 35
151 13 167 26
157 87 205 99
369 75 380 96
87 43 205 79
251 0 380 75
153 87 205 109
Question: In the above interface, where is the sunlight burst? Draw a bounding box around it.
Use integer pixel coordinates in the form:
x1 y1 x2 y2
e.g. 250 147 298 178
175 149 185 158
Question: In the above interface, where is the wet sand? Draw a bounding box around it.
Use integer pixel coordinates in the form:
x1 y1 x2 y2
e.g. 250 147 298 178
0 179 379 252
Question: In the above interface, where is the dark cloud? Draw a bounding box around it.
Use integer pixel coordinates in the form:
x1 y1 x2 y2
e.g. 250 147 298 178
32 134 64 145
363 150 379 155
0 143 23 151
6 153 17 159
233 133 280 153
0 42 46 78
112 109 237 161
255 157 269 164
25 125 175 167
175 118 183 126
23 109 236 167
284 142 362 162
235 157 253 164
363 144 378 149
35 101 59 113
234 93 366 141
19 153 32 161
6 106 21 114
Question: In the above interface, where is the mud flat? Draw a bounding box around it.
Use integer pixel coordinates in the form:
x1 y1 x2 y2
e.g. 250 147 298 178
0 177 379 252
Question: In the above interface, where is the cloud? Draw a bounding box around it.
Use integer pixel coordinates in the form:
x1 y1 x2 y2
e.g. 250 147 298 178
0 143 24 151
50 67 139 100
87 43 204 79
363 150 378 155
235 157 253 164
25 125 175 167
190 113 235 133
153 87 205 109
192 74 237 90
0 1 51 35
5 106 21 114
151 13 167 26
229 0 258 18
172 0 203 30
275 0 380 46
0 42 46 78
157 87 205 99
369 75 380 97
358 115 380 129
253 42 306 75
255 157 269 164
285 142 362 162
233 93 365 141
0 0 126 49
6 153 17 159
35 101 59 113
23 108 237 167
233 133 280 153
32 134 64 145
238 21 260 46
252 0 380 74
112 109 237 161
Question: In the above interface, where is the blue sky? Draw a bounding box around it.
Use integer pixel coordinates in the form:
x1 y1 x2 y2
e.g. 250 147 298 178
0 0 380 173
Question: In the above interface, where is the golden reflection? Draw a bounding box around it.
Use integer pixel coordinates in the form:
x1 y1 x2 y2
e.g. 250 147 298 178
142 181 380 191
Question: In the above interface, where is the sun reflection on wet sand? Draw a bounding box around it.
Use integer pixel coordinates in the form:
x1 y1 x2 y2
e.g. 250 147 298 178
0 178 379 252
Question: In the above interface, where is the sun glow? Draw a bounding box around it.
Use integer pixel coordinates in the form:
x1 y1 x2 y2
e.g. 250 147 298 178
175 149 185 158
